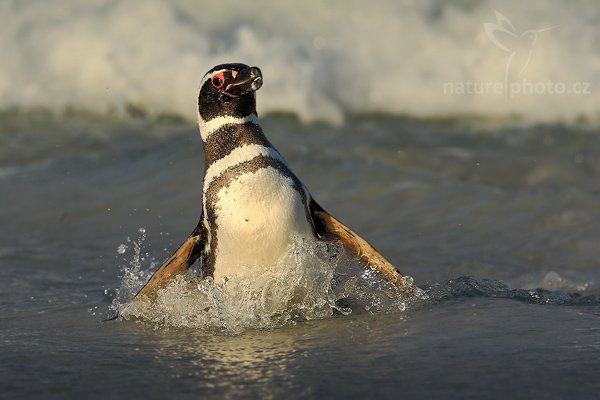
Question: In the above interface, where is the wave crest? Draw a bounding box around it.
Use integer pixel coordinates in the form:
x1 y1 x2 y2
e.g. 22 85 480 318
2 0 599 125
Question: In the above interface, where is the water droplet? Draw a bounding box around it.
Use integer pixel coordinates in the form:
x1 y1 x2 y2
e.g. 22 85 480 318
117 244 128 254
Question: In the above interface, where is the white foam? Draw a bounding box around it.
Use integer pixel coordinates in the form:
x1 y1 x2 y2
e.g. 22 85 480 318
117 237 342 333
111 232 418 332
2 0 599 124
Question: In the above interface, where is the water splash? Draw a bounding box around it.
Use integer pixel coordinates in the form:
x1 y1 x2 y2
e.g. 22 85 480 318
109 227 158 316
424 276 600 306
522 271 600 294
109 229 600 334
110 234 420 333
116 244 128 255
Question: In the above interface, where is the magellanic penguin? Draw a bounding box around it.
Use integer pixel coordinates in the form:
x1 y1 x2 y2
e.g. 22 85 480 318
132 63 414 303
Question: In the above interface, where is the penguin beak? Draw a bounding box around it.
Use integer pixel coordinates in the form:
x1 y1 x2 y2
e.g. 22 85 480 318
226 66 263 96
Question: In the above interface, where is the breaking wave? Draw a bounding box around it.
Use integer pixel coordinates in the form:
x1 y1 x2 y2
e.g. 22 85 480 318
2 0 599 125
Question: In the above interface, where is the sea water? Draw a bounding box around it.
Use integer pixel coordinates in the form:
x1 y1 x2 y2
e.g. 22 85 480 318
2 1 600 399
1 0 600 124
2 113 600 399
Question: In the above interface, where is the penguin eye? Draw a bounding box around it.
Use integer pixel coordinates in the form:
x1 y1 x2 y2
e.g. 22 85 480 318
211 72 225 89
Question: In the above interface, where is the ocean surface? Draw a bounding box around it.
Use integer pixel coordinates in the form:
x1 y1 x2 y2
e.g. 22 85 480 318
2 1 600 399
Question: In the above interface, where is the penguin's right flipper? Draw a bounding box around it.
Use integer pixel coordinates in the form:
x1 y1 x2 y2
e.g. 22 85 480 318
131 221 204 303
309 200 413 294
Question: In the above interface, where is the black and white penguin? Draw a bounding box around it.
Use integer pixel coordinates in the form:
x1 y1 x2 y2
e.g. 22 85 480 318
133 63 412 302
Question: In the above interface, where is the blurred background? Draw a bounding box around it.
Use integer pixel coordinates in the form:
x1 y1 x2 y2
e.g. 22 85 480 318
2 0 600 296
1 0 599 124
1 0 599 299
2 1 600 399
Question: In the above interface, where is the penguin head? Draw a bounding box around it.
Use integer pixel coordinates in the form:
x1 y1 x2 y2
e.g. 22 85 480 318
198 63 263 121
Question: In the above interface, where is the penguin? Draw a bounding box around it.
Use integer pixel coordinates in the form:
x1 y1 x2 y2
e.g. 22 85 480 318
132 63 412 303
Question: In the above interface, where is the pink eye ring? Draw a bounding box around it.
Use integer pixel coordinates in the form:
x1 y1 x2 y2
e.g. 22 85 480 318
211 72 225 89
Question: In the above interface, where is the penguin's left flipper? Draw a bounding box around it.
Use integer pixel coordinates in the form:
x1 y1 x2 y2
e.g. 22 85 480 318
131 222 204 303
309 200 413 294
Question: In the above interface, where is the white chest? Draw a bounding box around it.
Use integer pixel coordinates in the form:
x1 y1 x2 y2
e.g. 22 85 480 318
209 166 313 281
